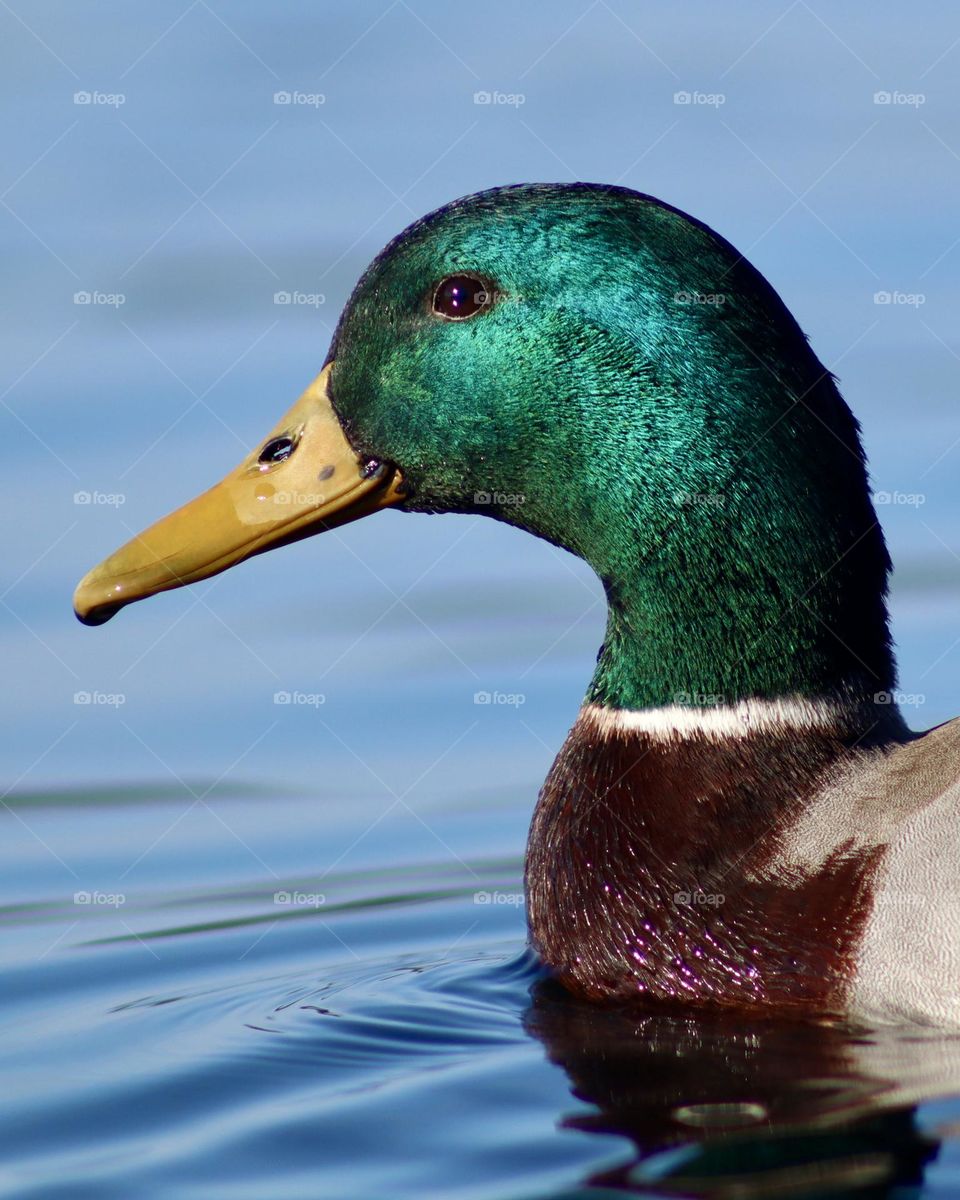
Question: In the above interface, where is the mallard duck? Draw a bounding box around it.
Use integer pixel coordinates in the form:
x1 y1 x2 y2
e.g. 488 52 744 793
74 183 960 1026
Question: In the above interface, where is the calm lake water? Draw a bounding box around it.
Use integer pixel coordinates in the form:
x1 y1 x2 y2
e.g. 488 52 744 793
5 3 960 1196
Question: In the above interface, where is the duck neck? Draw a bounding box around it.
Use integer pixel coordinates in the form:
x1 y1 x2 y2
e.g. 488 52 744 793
584 481 896 720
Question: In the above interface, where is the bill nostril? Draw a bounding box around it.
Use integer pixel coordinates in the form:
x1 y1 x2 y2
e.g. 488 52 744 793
258 436 297 467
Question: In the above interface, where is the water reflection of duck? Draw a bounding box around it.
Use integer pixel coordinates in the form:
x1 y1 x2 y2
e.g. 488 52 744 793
527 982 942 1197
74 183 960 1024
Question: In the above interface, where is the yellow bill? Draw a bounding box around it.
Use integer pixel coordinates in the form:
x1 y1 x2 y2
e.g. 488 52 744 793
73 363 405 625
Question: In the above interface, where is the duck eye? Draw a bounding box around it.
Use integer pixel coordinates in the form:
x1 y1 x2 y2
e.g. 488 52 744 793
258 435 297 466
431 274 491 320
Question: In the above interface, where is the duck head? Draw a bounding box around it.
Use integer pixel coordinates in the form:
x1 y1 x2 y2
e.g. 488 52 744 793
74 183 895 712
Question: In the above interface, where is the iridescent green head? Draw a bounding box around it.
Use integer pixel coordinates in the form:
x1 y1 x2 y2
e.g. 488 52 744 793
75 183 894 711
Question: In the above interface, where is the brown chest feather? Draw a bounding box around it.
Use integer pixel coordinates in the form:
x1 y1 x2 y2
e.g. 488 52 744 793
524 717 885 1013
